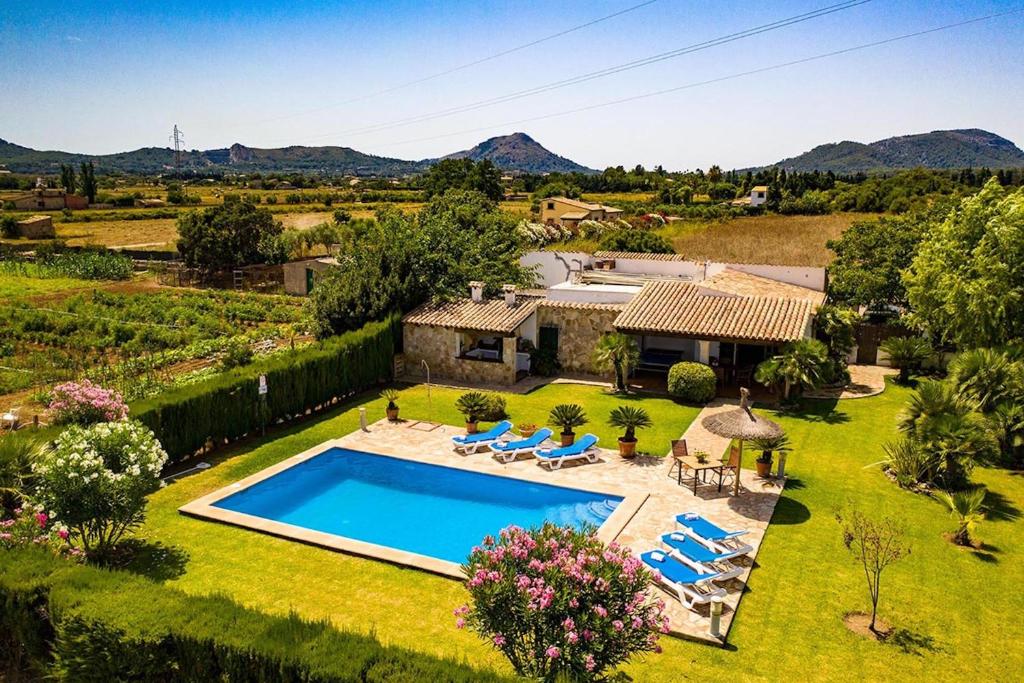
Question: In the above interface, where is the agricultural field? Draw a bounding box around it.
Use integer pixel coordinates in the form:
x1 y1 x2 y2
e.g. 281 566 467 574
0 280 309 410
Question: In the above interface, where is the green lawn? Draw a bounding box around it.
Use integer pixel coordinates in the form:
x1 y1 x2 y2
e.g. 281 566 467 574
132 381 1023 680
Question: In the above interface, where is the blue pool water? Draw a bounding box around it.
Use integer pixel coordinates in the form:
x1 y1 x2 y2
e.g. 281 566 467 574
214 448 622 563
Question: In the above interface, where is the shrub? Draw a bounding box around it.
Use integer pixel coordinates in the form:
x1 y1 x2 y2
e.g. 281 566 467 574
882 437 935 488
880 336 933 384
667 362 716 403
133 316 397 463
0 215 18 238
48 379 128 425
480 393 508 422
459 524 667 680
0 432 45 509
0 503 77 558
755 339 830 400
33 420 168 555
218 339 254 370
598 229 674 254
0 549 509 682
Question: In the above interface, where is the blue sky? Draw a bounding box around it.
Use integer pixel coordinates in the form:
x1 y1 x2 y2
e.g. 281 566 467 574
1 0 1022 170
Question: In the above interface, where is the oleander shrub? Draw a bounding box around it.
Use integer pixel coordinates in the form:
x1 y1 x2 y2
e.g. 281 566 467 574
33 420 167 556
667 362 717 403
132 315 397 462
48 379 128 425
459 524 667 680
0 549 509 682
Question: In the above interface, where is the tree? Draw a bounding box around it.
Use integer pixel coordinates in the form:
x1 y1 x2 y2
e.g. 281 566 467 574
79 160 98 203
755 338 829 400
905 180 1024 347
607 405 652 443
33 420 167 557
598 229 674 254
307 192 533 338
836 508 911 633
0 432 43 510
0 215 18 239
60 163 77 194
423 158 503 201
176 200 283 271
826 214 926 309
591 333 639 393
946 347 1023 412
936 487 986 546
880 336 933 384
459 524 667 680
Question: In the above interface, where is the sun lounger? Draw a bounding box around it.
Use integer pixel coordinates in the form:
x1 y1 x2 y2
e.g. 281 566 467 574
675 512 753 557
451 420 513 454
489 428 554 463
535 433 600 470
660 531 743 581
640 550 726 609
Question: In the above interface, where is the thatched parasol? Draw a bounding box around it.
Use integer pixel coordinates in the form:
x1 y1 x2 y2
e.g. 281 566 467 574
701 388 783 495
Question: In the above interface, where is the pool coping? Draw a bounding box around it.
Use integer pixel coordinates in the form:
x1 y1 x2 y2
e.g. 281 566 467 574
179 438 648 580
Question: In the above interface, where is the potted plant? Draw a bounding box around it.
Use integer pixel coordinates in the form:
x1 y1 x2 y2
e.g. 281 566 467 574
517 422 538 438
694 450 709 464
456 392 489 434
549 403 587 446
607 405 652 458
381 389 400 421
751 434 791 478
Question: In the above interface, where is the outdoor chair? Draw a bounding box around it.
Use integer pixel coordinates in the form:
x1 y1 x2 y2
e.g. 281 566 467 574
660 531 744 581
718 444 741 490
640 550 726 610
675 512 753 557
535 434 600 470
489 428 554 463
451 420 513 454
668 439 696 486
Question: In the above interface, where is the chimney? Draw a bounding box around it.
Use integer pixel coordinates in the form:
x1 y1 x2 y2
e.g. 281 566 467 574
469 281 485 303
502 284 517 307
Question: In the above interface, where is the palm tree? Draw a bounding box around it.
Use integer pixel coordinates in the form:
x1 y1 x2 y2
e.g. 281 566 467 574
607 406 652 443
755 339 828 400
991 400 1024 466
455 392 489 429
0 432 43 510
947 347 1022 412
549 404 588 443
880 336 933 384
936 487 987 546
591 333 639 393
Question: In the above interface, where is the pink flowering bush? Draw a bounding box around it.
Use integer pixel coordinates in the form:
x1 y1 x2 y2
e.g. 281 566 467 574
48 379 128 426
458 523 668 681
0 503 81 559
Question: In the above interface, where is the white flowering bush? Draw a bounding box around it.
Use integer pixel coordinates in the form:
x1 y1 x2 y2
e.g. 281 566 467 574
516 220 573 246
579 220 623 240
33 420 168 556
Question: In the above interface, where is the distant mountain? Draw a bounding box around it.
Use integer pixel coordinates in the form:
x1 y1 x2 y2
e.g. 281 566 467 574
442 132 596 174
756 129 1024 174
0 132 593 176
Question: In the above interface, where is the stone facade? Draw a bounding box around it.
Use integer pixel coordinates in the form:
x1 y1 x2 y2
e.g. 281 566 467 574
402 323 517 385
537 303 620 374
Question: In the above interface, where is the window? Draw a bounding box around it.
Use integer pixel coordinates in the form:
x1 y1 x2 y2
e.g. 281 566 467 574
547 202 555 210
756 191 765 199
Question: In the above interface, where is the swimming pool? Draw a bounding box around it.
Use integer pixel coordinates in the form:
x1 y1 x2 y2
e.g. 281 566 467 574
206 448 624 565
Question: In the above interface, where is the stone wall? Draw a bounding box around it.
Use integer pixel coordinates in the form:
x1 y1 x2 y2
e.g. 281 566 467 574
537 303 620 374
402 324 517 385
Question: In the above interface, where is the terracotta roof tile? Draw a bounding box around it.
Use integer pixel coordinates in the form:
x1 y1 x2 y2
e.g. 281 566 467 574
593 251 689 262
700 268 826 307
613 280 812 343
538 300 626 312
403 296 540 333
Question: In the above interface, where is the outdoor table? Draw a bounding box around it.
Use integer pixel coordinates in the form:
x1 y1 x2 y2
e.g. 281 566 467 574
675 455 728 494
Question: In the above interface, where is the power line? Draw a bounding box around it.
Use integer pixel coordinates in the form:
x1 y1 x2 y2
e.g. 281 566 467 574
242 0 663 128
289 0 872 144
373 8 1024 152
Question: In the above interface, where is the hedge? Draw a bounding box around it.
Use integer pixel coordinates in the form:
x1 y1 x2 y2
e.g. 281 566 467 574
0 549 512 682
132 315 399 463
667 361 717 403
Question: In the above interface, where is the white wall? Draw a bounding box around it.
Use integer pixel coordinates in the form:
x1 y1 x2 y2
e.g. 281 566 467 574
610 258 703 279
518 313 538 345
547 282 639 304
520 251 591 288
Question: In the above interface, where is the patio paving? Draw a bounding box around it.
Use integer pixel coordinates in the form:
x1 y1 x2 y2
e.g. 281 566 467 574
332 415 784 645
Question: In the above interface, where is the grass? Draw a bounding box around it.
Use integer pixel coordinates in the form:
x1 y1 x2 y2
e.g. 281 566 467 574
659 212 862 266
0 268 106 300
129 378 1024 680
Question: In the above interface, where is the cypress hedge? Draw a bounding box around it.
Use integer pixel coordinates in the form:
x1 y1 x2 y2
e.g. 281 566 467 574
0 549 512 682
133 315 399 463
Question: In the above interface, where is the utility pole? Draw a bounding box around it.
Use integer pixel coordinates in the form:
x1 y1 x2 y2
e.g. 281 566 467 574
169 124 185 176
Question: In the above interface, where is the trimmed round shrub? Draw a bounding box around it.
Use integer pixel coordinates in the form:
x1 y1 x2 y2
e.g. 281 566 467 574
667 362 717 403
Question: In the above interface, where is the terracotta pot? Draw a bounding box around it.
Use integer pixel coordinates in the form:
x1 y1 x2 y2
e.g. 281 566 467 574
466 421 479 434
520 428 537 438
756 459 772 477
560 432 575 447
618 438 637 458
386 407 399 422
